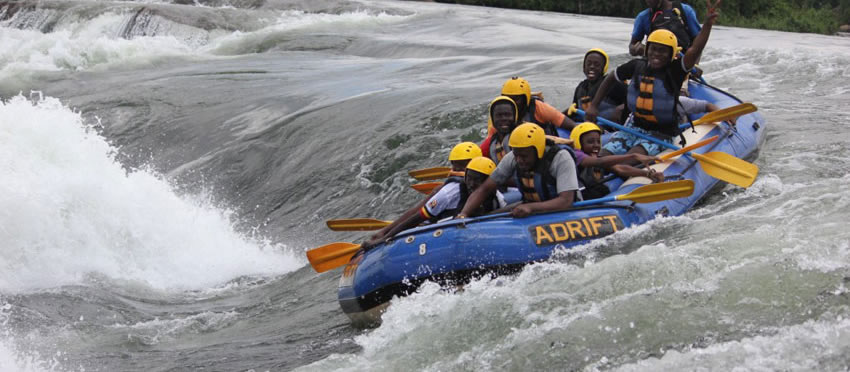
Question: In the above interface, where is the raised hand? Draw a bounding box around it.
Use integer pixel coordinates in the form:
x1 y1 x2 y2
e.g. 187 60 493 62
705 0 722 24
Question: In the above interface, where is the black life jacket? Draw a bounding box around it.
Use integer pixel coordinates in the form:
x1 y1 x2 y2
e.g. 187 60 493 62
577 164 610 200
574 76 621 122
513 146 578 203
627 59 682 137
649 1 692 51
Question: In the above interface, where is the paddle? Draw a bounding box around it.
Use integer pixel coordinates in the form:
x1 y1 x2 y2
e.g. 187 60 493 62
409 166 452 181
573 179 693 206
678 102 757 131
326 218 392 231
658 135 718 161
412 181 442 194
307 242 362 273
577 109 758 188
307 181 694 273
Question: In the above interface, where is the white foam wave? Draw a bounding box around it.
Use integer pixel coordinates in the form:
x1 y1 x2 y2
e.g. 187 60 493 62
0 302 57 372
0 9 409 79
207 10 409 55
117 310 241 346
0 13 195 81
611 315 850 372
0 95 302 293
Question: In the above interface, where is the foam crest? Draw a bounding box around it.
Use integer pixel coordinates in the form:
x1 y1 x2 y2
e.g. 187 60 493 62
612 315 850 371
0 13 195 80
0 95 302 293
207 10 409 55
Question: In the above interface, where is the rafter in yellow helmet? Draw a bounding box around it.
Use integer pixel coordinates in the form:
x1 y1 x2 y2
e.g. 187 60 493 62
585 48 610 75
646 29 682 61
500 77 531 105
569 122 603 151
466 156 496 176
448 142 483 161
508 123 546 158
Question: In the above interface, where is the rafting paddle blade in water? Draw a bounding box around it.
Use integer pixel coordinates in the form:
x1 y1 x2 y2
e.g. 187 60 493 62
307 242 361 273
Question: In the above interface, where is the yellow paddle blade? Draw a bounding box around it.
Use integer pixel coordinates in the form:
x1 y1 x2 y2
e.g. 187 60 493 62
615 180 695 203
326 218 392 231
408 166 451 181
693 152 759 188
411 181 442 195
306 242 361 273
693 103 757 125
659 135 719 161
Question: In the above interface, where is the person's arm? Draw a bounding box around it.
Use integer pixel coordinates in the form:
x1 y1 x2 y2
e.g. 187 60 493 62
560 115 577 131
512 150 578 217
611 164 665 183
537 101 573 131
629 11 649 56
580 153 660 169
377 212 426 242
368 183 444 241
683 4 703 38
585 73 619 123
458 178 498 218
683 0 721 70
510 191 574 218
629 38 645 56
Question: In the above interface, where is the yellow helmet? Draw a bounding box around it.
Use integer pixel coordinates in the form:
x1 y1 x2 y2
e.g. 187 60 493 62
584 48 609 75
487 95 518 133
501 77 531 106
508 122 546 158
569 122 603 151
448 142 482 161
466 156 496 176
646 29 682 61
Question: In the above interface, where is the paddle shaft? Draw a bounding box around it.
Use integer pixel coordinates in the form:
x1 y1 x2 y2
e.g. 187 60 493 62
577 109 684 152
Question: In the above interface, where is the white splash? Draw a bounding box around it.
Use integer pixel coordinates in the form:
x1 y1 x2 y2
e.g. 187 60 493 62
0 95 302 293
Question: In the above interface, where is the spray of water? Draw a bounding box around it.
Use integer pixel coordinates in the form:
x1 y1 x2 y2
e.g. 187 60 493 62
0 95 302 293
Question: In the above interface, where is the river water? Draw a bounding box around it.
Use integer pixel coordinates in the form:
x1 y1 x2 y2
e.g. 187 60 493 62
1 0 850 371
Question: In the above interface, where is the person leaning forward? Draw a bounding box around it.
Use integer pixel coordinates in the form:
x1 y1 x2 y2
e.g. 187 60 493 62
458 123 579 219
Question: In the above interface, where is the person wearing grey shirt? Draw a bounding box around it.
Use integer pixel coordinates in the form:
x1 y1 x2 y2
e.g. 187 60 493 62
458 123 580 219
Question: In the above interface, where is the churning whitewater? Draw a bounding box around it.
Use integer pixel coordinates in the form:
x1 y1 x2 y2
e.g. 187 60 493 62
1 0 849 371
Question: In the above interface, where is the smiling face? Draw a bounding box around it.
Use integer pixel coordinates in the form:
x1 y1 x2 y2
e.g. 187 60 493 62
646 42 673 69
579 131 602 156
513 146 538 173
491 102 516 136
583 52 605 81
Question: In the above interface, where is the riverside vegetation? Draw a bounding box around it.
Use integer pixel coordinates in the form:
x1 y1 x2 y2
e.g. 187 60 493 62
436 0 850 35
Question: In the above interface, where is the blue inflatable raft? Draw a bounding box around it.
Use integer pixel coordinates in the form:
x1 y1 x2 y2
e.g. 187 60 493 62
338 81 766 326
